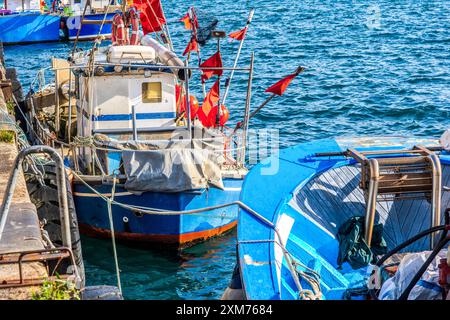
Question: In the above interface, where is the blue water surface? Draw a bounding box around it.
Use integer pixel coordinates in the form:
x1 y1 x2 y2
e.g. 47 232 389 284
2 0 449 299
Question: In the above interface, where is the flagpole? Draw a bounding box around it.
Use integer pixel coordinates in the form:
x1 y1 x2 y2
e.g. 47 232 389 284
222 8 255 107
232 66 305 134
231 94 274 135
189 7 206 97
159 0 173 51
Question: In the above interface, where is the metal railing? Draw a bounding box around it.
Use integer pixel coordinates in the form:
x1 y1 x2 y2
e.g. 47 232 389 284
0 145 71 248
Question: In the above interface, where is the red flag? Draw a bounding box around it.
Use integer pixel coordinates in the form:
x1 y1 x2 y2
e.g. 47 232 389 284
200 51 223 82
265 73 297 96
180 13 192 30
180 9 199 30
229 26 248 41
175 84 185 113
183 36 198 56
198 80 220 127
133 0 166 34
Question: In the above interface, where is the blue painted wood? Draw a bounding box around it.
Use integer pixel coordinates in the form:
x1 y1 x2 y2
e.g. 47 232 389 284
0 12 61 44
93 112 177 122
72 177 242 246
106 151 122 175
66 13 115 40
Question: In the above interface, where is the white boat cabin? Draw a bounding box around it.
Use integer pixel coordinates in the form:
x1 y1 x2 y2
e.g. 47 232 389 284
74 45 178 138
5 0 41 11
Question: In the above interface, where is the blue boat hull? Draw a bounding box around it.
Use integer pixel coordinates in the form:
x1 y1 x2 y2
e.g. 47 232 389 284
237 136 448 300
73 178 242 248
66 13 115 40
0 13 61 44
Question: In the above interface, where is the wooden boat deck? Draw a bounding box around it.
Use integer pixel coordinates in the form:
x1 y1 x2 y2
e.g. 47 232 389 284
295 163 450 251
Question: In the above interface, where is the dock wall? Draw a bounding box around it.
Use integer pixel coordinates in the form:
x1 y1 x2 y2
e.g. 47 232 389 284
0 43 48 299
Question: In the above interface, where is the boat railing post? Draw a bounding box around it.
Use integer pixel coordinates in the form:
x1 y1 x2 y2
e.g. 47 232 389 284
131 105 138 142
364 159 380 247
0 146 71 248
429 154 442 248
240 52 254 166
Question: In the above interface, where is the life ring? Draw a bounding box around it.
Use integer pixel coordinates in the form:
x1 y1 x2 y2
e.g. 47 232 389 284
128 8 140 45
112 13 128 46
112 10 140 46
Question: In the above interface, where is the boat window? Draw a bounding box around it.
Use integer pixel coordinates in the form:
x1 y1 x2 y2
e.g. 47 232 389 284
142 82 162 103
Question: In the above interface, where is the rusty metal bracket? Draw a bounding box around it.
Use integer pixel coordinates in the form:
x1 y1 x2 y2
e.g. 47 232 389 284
0 247 79 289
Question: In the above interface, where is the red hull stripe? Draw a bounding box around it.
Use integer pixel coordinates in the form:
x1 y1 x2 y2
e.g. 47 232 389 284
79 221 237 246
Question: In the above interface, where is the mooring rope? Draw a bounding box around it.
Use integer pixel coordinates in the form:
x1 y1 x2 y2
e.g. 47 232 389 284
107 174 122 295
70 169 322 299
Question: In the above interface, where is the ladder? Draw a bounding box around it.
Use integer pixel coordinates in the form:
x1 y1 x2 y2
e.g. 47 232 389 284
348 145 442 249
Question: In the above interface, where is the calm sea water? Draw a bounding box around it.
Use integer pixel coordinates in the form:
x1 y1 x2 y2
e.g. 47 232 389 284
2 0 449 299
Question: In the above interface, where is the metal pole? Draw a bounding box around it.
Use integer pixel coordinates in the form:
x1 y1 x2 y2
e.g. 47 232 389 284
72 0 90 58
222 8 255 106
159 1 173 51
0 145 71 248
54 59 61 134
429 154 442 249
240 52 254 165
184 62 192 141
189 7 206 98
216 36 222 127
67 69 73 142
131 105 138 141
364 159 379 248
249 94 275 119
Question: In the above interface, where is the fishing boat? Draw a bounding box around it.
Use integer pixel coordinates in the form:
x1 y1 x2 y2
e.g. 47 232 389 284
61 0 119 41
0 0 61 44
22 5 278 249
228 135 450 300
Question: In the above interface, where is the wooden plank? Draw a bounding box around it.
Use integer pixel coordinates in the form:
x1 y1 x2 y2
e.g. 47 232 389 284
82 19 113 25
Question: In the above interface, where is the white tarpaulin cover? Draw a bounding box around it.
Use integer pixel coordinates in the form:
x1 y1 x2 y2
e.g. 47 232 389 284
379 250 447 300
122 148 224 192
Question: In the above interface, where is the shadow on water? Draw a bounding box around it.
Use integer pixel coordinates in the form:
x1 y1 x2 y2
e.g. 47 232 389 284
81 228 237 300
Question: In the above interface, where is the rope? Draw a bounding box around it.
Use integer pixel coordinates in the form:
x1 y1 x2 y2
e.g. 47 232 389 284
70 169 322 299
107 174 122 295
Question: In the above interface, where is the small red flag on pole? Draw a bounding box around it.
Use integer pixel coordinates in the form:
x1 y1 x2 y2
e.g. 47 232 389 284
198 79 220 127
200 51 223 82
229 26 248 41
182 36 198 56
180 13 192 30
265 66 305 96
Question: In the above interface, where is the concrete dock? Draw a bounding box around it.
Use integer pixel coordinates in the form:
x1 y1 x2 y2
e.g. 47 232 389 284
0 44 49 299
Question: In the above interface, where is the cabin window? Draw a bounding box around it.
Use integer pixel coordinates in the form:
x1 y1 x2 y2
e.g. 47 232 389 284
142 82 162 103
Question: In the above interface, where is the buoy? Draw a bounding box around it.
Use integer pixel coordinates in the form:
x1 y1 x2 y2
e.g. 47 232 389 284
187 95 199 120
219 105 230 126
